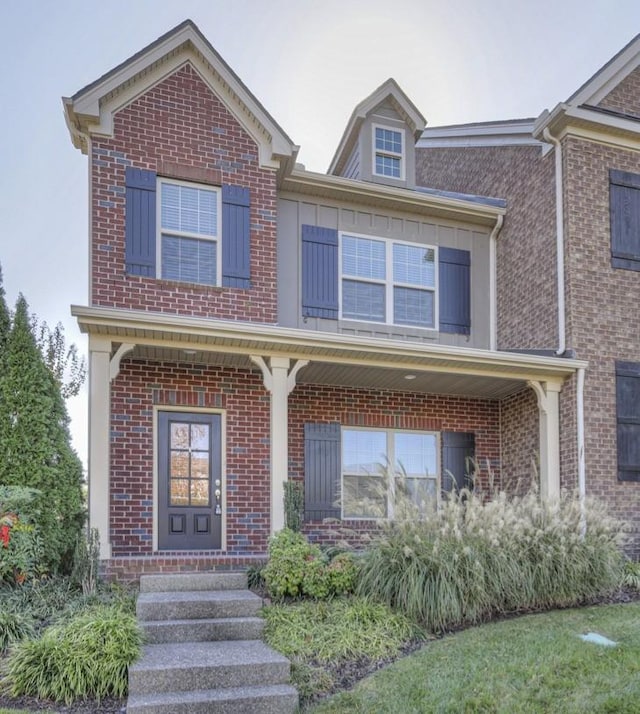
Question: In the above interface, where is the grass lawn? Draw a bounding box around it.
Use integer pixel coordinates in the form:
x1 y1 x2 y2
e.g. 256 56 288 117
308 602 640 713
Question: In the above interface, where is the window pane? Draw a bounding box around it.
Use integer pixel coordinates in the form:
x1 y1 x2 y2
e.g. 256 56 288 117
394 287 434 327
190 480 210 506
343 430 387 474
170 423 190 449
343 280 385 321
161 183 217 237
170 479 189 506
162 236 217 286
170 452 189 478
394 433 437 477
395 476 437 514
343 474 387 518
342 236 386 280
191 452 209 479
190 424 210 450
393 244 435 287
375 128 402 154
375 154 401 178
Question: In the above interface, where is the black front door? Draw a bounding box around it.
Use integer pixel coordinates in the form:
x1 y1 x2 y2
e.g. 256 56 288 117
158 411 222 550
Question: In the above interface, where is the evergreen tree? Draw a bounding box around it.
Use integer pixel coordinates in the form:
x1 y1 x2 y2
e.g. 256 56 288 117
0 265 10 362
0 295 84 573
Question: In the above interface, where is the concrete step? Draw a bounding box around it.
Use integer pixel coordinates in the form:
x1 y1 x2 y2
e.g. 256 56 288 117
126 683 298 714
136 589 262 621
141 615 265 644
139 572 247 593
128 640 291 695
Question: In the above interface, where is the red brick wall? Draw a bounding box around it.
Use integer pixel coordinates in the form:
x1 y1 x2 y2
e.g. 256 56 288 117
499 387 539 493
109 359 271 557
416 145 558 351
597 67 640 116
563 135 640 555
288 383 501 545
91 63 277 322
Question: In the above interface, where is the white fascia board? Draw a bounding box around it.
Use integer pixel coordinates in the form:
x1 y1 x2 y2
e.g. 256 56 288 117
534 103 640 142
283 168 505 225
418 119 539 149
568 34 640 107
71 305 587 381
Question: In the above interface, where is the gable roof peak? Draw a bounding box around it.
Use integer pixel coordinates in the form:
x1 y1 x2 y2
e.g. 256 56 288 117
63 19 297 172
329 77 426 175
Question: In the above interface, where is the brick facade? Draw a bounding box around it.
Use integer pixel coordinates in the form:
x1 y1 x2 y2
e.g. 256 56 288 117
597 67 640 116
91 64 278 323
563 135 640 554
416 145 558 351
110 360 271 558
107 361 505 572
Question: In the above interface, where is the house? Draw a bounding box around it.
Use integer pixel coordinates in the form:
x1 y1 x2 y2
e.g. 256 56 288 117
64 20 590 581
418 34 640 558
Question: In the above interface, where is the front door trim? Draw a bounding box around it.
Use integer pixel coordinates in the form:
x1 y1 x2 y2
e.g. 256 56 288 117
153 406 226 552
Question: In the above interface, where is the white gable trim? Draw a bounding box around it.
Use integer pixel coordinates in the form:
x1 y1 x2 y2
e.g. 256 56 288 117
569 34 640 108
63 22 296 170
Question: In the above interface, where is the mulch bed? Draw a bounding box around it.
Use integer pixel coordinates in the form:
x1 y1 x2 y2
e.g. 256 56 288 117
0 588 638 712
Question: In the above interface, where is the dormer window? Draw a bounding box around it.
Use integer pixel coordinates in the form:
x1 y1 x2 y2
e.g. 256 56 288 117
373 125 404 180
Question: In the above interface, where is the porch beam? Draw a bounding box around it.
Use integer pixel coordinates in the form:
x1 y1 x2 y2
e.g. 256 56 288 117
88 337 112 559
528 380 562 500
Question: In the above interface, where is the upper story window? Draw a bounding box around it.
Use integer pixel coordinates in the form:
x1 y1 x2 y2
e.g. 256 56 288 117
342 428 438 519
373 125 404 180
158 179 222 286
340 233 437 329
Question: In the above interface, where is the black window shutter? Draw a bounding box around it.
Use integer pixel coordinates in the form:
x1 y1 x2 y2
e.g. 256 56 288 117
439 247 471 334
301 225 339 319
616 361 640 481
442 432 475 493
222 185 251 288
610 170 640 271
125 167 157 277
304 422 341 521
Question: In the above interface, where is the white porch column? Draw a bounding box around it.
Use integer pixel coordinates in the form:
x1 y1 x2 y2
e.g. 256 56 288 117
528 380 562 500
88 337 112 559
250 356 309 534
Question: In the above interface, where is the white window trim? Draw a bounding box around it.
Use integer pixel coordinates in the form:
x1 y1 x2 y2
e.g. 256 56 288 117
338 231 439 331
372 123 405 181
341 426 440 521
156 177 223 286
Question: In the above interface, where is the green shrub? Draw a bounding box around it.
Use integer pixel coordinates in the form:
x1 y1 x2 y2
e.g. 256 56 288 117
4 605 142 703
302 556 331 599
0 486 44 585
263 596 421 663
0 609 35 652
263 529 358 600
263 528 321 598
283 480 304 532
622 560 640 590
326 552 358 596
357 488 625 632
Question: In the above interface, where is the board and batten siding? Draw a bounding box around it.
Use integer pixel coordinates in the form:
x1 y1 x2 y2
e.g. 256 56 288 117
277 197 492 349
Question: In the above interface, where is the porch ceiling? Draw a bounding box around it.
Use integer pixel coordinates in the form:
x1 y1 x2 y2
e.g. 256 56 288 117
73 306 587 400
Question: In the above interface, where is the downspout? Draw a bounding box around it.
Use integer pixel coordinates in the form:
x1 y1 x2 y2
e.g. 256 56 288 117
542 127 586 533
489 214 503 351
577 367 586 536
542 128 566 357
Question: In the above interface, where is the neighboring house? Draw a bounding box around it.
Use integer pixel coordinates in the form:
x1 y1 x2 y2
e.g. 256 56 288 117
418 34 640 557
64 20 588 580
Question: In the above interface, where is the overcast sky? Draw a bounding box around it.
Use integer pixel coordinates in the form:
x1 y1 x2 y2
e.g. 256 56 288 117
1 0 639 464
